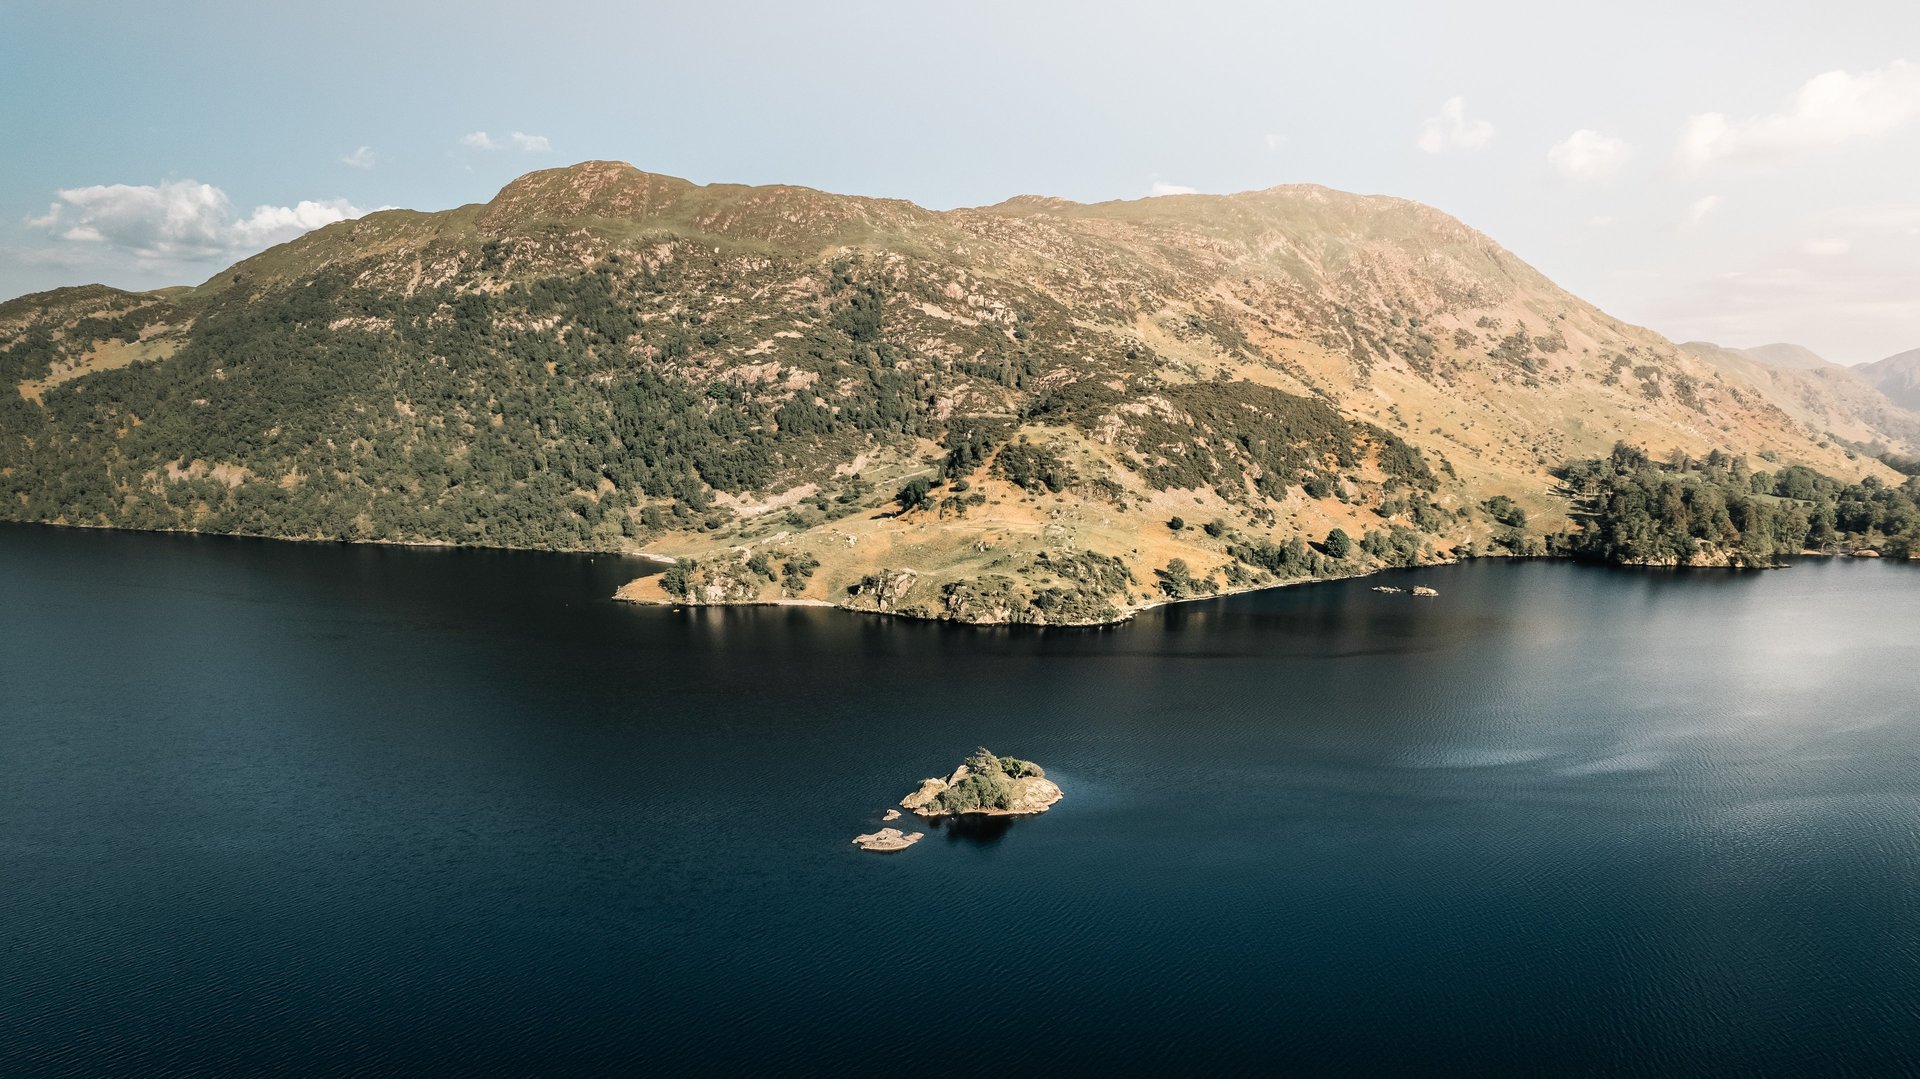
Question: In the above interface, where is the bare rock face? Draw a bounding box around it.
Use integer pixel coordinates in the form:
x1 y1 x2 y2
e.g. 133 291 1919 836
999 775 1065 815
881 809 902 821
848 568 918 612
852 827 923 852
1412 585 1438 596
900 778 947 813
695 567 762 604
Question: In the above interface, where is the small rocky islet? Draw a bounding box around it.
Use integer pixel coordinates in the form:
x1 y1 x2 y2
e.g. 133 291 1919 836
853 748 1063 851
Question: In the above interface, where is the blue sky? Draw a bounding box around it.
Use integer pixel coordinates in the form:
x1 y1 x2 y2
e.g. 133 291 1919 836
3 0 1917 362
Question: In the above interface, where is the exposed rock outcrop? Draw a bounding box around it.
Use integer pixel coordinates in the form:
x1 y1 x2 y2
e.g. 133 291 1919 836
847 568 918 613
852 827 923 852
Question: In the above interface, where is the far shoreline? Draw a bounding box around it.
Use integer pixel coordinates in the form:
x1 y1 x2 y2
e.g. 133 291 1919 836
614 549 1913 628
1 519 1905 630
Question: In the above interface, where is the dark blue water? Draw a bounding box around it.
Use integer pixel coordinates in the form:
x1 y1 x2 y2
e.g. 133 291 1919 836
4 523 1919 1076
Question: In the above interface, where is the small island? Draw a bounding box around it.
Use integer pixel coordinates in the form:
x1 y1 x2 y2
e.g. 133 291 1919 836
852 827 923 852
900 748 1063 817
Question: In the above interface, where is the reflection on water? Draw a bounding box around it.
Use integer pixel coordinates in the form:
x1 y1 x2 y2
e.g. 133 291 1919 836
3 524 1919 1076
928 812 1020 845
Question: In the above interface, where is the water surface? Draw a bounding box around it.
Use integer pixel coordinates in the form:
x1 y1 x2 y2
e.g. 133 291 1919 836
4 524 1918 1075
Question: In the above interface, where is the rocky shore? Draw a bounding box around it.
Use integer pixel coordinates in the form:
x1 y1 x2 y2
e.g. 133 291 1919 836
852 827 923 852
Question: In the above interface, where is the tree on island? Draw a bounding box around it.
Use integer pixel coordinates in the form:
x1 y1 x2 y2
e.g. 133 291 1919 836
925 748 1046 813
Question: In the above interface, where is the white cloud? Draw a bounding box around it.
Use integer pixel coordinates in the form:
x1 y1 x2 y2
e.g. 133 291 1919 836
463 130 551 152
1678 60 1920 171
1548 129 1632 180
1809 204 1920 238
27 180 365 261
1803 237 1852 256
341 145 376 170
1417 96 1493 153
1684 194 1722 229
1263 132 1287 152
1149 181 1198 197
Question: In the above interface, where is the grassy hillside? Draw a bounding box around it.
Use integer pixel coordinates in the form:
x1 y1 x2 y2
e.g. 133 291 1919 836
0 162 1896 622
1860 348 1920 412
1681 341 1920 459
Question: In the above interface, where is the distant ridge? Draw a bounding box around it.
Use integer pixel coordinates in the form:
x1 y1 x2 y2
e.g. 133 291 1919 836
1741 342 1834 371
1859 347 1920 411
1681 341 1920 454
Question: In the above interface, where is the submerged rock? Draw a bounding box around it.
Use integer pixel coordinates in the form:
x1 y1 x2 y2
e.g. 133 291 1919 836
852 827 923 852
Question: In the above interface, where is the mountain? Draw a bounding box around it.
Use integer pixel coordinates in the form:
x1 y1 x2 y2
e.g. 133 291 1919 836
1859 348 1920 412
1680 341 1920 456
1741 342 1835 371
0 161 1895 622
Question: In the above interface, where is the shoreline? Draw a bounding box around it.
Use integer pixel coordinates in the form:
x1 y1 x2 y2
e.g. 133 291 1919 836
0 518 678 565
6 518 1903 628
614 559 1466 627
613 549 1912 627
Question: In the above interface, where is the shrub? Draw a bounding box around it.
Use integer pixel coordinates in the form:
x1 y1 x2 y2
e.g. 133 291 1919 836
780 553 820 595
995 439 1073 493
1482 495 1528 529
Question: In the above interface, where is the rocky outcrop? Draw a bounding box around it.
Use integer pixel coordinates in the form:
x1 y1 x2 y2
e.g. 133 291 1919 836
847 568 918 613
852 827 923 852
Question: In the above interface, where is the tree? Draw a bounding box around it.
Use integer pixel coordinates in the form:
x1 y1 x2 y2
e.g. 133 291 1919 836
895 476 932 512
1325 528 1353 559
1167 516 1186 532
661 559 698 599
1156 558 1196 598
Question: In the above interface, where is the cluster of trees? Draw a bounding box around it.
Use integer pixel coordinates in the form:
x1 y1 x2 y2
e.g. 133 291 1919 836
926 749 1046 813
993 439 1074 494
1112 380 1434 504
1229 535 1324 578
1562 442 1920 565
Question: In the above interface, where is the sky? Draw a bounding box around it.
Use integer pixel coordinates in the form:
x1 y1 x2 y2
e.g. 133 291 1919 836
2 0 1917 363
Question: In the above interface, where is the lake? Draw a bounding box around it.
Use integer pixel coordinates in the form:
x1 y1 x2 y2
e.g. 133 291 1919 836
4 522 1919 1075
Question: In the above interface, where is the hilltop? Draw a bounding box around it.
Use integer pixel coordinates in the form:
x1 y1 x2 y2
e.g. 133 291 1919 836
0 161 1901 623
1680 341 1920 457
1859 348 1920 413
